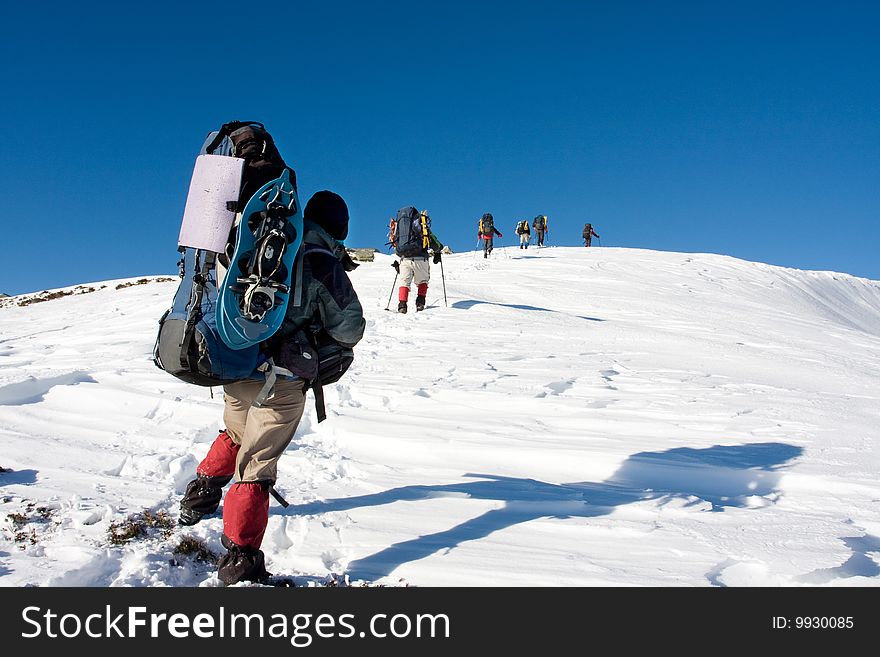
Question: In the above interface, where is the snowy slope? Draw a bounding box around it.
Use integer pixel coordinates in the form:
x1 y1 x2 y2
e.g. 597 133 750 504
1 247 879 587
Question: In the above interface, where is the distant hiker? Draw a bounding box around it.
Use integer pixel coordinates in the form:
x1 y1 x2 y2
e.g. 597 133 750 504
390 207 443 313
478 212 502 258
582 223 600 247
515 219 531 249
177 190 365 586
532 215 548 246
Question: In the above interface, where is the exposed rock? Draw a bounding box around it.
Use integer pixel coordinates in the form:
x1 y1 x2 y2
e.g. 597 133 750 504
348 248 378 262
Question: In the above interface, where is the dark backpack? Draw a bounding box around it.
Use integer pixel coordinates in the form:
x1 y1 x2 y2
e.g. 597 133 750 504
516 220 528 234
533 215 546 230
583 223 593 238
394 206 427 257
479 213 495 235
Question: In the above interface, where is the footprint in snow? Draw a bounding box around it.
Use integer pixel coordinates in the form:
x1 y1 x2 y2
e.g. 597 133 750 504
545 379 575 395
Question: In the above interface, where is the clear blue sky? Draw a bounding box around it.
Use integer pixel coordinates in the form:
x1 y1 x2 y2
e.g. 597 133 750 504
1 1 878 295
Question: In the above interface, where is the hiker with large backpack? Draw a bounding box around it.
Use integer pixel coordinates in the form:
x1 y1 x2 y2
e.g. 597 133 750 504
389 207 443 313
155 122 365 585
515 219 531 249
478 212 502 258
532 214 548 246
582 222 600 247
180 191 364 586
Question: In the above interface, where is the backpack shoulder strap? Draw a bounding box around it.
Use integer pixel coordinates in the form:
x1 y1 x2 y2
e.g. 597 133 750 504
296 243 347 423
420 214 429 249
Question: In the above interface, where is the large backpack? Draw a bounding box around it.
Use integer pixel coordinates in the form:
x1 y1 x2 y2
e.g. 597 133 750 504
154 122 298 405
533 215 546 230
394 206 428 257
479 213 495 235
516 220 528 234
583 223 592 238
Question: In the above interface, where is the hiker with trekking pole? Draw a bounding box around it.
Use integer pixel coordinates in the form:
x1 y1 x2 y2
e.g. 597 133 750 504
582 222 600 247
515 219 531 249
478 212 502 258
387 207 444 313
532 214 548 246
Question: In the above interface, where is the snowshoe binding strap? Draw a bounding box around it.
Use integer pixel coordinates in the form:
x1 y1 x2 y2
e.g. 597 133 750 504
232 176 299 323
237 278 289 322
260 181 297 213
235 222 295 322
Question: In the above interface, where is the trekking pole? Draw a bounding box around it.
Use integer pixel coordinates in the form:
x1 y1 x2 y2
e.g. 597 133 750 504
500 234 511 259
439 258 448 307
385 268 399 311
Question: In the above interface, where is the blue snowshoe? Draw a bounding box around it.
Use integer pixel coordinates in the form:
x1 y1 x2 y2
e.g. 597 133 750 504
217 169 303 350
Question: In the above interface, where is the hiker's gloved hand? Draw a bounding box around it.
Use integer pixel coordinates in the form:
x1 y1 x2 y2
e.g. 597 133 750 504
340 249 359 272
477 232 483 238
497 232 503 238
392 261 400 273
433 251 442 264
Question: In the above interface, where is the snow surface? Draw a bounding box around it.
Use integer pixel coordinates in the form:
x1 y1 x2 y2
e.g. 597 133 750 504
1 246 879 587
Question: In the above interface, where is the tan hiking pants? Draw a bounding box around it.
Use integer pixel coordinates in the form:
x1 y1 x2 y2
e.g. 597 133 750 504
222 378 306 483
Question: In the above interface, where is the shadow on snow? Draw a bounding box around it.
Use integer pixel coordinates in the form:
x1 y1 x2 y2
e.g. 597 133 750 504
797 534 880 583
451 299 603 322
279 442 802 581
0 468 38 486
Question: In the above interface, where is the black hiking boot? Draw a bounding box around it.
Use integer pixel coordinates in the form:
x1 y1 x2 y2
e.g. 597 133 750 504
179 474 230 526
415 295 426 311
398 301 408 314
217 535 269 586
483 252 488 259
